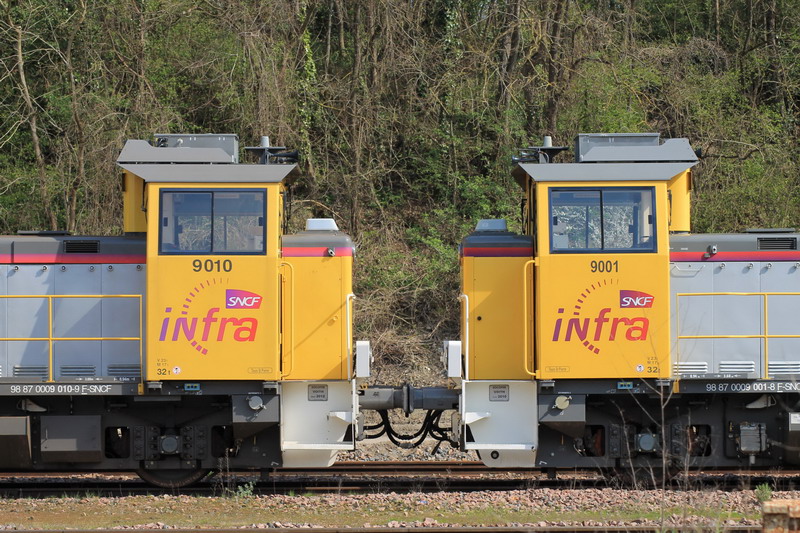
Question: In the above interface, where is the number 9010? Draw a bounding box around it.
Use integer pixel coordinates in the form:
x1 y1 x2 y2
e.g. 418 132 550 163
193 259 232 272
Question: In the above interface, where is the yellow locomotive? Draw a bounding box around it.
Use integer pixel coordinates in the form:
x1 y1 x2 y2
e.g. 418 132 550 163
0 134 368 487
447 133 800 479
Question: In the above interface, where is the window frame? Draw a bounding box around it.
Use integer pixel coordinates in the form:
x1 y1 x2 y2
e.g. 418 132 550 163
158 188 268 256
548 186 657 254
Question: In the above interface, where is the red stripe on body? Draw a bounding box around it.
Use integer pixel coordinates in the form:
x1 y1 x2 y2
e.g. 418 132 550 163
462 247 533 258
282 247 354 257
670 251 800 262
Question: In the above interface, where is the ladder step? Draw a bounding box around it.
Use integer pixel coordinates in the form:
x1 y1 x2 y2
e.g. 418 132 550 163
465 443 535 451
282 442 354 451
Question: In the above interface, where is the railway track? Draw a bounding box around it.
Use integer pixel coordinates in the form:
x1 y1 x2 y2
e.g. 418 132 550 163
0 462 798 496
0 526 762 533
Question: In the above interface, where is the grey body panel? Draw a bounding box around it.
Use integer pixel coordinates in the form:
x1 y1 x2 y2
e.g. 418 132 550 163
0 417 31 467
671 232 799 252
671 232 800 379
40 415 102 463
0 252 146 381
460 230 534 252
282 231 356 250
0 235 145 259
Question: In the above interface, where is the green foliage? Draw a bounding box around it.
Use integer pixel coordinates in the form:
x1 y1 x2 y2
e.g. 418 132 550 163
2 0 800 369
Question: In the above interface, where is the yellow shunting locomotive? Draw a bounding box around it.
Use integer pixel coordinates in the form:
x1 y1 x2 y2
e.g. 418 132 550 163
447 133 800 479
0 134 368 487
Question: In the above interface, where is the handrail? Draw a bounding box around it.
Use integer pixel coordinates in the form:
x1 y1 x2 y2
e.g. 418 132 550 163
0 294 143 383
676 291 800 379
345 293 355 381
522 259 536 377
459 294 469 380
279 262 295 379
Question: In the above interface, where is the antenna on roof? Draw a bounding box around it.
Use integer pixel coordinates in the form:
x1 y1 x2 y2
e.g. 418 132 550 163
512 135 569 164
245 136 299 164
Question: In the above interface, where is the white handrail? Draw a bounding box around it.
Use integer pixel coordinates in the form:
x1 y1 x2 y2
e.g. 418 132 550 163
345 293 355 380
459 294 469 380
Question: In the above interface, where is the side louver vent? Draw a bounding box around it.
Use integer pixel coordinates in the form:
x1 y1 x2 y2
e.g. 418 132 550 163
14 366 48 379
64 240 100 253
60 365 96 377
757 237 797 250
107 364 141 378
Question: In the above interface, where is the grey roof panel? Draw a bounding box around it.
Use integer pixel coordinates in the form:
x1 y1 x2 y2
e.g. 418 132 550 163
513 161 697 183
117 140 233 164
117 163 298 183
575 135 698 163
283 232 355 249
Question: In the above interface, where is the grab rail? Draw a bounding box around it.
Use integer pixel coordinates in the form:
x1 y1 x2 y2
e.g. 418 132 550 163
345 293 355 380
280 262 295 378
522 260 536 377
459 294 469 380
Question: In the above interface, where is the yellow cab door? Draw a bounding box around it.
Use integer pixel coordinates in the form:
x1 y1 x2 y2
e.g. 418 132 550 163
146 184 281 381
535 182 670 380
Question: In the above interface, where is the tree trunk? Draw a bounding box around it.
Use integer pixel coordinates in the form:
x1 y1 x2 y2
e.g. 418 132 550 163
10 18 57 230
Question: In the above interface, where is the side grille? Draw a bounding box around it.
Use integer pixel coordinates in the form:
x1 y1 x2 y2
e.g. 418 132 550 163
13 366 48 379
674 362 708 374
64 240 100 253
718 361 756 374
107 364 141 378
769 361 800 376
60 365 96 377
757 237 797 250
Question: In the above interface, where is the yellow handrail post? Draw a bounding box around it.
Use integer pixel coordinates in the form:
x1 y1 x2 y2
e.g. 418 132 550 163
47 296 53 383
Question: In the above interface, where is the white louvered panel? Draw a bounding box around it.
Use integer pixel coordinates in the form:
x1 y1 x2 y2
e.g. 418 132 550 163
674 362 708 375
718 361 756 374
769 361 800 376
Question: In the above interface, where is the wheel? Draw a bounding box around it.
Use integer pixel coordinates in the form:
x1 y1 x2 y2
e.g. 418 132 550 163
136 467 211 488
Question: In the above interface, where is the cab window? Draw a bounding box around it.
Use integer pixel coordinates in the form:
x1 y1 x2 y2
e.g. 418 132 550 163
160 190 266 254
550 187 655 253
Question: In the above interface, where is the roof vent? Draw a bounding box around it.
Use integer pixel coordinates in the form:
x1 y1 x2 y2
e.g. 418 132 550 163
305 218 339 231
64 240 100 253
475 219 508 232
758 237 797 250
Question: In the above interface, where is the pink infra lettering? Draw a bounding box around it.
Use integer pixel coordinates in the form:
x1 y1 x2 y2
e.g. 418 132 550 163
552 307 648 342
159 307 258 342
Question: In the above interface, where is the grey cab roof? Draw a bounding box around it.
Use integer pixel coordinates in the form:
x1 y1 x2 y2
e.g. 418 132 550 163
116 139 299 183
513 161 698 185
513 133 698 186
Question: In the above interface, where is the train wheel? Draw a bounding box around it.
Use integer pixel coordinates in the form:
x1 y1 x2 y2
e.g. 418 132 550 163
136 467 211 488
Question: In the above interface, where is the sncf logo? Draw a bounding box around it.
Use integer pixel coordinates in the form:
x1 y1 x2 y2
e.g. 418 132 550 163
226 289 263 309
620 290 654 308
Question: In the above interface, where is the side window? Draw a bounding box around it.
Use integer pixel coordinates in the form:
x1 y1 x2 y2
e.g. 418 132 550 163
160 190 266 254
550 188 655 253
